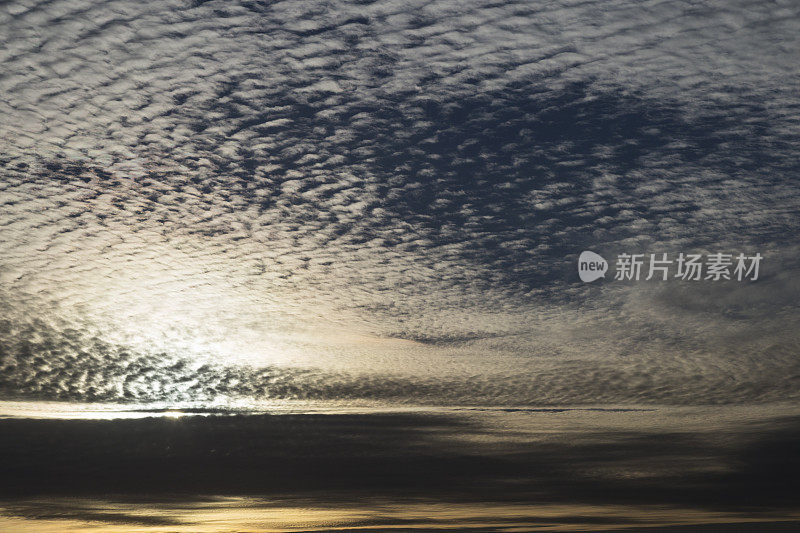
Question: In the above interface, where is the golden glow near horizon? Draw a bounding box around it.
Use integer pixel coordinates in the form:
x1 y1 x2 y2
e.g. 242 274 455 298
2 497 799 533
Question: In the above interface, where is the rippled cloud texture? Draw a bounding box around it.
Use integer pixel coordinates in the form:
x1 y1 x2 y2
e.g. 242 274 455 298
1 0 799 405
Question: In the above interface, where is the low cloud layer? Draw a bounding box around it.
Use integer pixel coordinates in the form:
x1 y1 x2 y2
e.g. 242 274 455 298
0 0 799 405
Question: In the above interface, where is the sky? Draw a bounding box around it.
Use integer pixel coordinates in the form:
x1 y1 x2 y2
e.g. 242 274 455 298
1 0 799 407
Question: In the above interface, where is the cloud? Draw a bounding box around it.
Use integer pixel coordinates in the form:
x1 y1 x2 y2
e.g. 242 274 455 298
2 410 800 517
0 0 798 405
